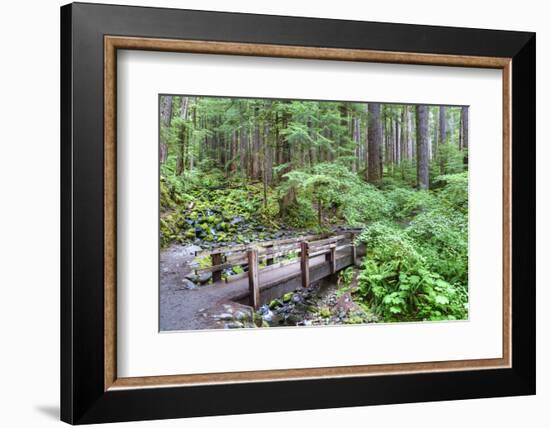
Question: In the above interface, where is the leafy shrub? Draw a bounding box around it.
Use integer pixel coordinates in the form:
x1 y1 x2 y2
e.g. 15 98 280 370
337 267 355 292
358 221 423 267
385 187 437 220
434 172 469 214
407 207 468 285
281 197 319 228
342 184 392 225
280 163 392 227
356 259 468 322
437 143 466 176
356 195 469 322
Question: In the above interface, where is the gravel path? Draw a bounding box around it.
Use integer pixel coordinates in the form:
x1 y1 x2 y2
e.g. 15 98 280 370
159 244 205 330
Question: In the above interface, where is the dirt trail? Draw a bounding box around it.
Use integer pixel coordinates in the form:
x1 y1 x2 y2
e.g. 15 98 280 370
159 244 205 330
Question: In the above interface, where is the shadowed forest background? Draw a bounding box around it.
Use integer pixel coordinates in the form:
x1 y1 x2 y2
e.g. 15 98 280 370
160 95 469 325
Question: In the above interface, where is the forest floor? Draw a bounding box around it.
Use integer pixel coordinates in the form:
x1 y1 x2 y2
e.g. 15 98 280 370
159 243 204 330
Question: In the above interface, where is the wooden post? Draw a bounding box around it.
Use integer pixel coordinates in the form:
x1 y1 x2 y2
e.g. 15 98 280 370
350 233 357 266
330 244 336 274
247 248 260 309
266 244 274 266
300 241 309 288
325 247 331 262
211 253 223 283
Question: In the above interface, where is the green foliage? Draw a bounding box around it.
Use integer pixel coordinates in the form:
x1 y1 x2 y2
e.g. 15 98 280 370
437 142 466 175
434 172 468 213
356 173 469 322
282 292 294 303
342 182 392 225
232 265 244 275
336 267 355 297
407 211 468 285
280 197 318 229
385 187 437 220
319 307 331 318
359 221 423 267
338 267 355 289
279 163 391 227
356 259 468 322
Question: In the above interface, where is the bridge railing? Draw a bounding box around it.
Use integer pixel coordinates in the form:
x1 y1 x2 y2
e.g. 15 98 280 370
192 230 360 308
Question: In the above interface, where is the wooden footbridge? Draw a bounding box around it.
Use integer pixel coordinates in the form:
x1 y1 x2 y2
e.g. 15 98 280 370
192 230 363 309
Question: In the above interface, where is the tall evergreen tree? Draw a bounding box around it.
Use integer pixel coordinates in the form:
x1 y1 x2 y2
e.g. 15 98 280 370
367 103 382 184
416 105 430 190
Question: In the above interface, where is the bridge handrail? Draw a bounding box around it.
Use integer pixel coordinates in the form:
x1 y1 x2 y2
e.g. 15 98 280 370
195 232 329 258
189 231 360 309
192 232 356 280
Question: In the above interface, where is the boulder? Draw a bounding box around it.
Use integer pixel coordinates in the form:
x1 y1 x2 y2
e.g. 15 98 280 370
178 279 198 290
225 321 244 329
218 313 233 321
185 271 212 285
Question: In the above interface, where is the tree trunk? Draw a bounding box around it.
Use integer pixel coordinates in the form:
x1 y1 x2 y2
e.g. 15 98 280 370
364 113 369 167
278 186 297 218
264 122 272 184
189 99 196 172
159 95 173 163
462 106 469 166
275 112 283 166
395 119 400 165
262 122 272 209
400 106 407 160
416 105 430 190
367 103 382 184
249 106 261 180
439 106 447 146
230 130 237 175
439 106 447 173
161 95 173 126
175 97 189 176
449 109 455 146
380 110 385 179
351 116 361 172
400 107 407 178
240 126 248 173
389 117 395 175
308 116 316 168
408 107 414 160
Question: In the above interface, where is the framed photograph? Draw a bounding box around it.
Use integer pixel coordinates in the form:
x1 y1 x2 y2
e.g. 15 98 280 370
60 2 535 424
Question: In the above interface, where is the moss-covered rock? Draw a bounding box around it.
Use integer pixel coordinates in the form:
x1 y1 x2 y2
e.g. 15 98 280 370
269 299 282 309
252 312 264 327
319 307 331 318
159 218 172 247
160 180 174 211
344 316 364 324
282 292 294 303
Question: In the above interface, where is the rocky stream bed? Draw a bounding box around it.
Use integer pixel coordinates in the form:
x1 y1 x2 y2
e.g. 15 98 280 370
210 280 380 329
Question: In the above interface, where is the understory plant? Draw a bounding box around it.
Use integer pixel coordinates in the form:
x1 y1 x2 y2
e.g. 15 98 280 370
356 258 468 321
354 173 469 322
